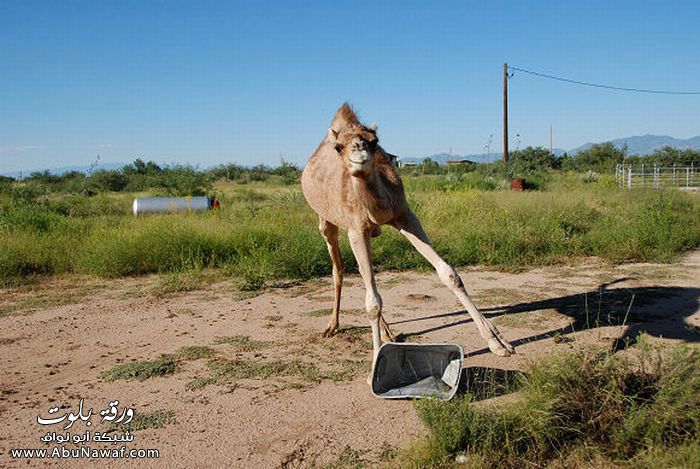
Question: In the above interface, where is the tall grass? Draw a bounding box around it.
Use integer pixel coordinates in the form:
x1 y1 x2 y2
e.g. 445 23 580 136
1 177 698 285
400 340 699 468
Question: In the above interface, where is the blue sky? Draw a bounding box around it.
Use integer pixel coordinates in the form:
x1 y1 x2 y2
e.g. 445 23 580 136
2 0 699 173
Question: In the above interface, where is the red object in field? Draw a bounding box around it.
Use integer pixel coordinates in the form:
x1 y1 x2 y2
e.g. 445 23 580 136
211 198 220 208
510 178 525 191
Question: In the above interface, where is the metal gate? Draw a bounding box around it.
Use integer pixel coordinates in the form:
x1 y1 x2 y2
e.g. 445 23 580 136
616 163 698 189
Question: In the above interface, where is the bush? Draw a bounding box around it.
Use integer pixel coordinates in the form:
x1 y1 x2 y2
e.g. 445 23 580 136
565 142 626 173
404 341 700 468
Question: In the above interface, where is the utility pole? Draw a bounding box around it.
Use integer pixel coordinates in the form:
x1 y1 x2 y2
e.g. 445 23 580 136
550 125 553 158
503 63 509 177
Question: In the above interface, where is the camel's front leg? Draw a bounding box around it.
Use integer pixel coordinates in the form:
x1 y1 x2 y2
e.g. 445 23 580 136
396 211 514 356
347 229 383 375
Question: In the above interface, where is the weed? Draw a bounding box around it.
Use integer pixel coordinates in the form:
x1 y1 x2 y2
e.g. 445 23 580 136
110 410 175 432
176 345 215 360
325 360 367 382
212 335 272 352
304 309 333 317
205 357 321 383
100 355 179 381
100 345 214 381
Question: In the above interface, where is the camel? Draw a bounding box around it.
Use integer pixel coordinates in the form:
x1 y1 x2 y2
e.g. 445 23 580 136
301 103 514 371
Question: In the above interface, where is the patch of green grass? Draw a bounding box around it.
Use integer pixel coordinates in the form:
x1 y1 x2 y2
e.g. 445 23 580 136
101 345 214 382
398 339 700 468
111 410 175 432
100 355 179 381
152 269 207 296
303 308 332 317
176 345 215 360
185 377 217 391
325 359 367 382
1 178 698 285
206 357 321 383
187 355 365 390
212 335 272 352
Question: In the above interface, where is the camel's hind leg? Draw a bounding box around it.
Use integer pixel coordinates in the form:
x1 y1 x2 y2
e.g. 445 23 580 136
395 211 514 356
319 218 343 337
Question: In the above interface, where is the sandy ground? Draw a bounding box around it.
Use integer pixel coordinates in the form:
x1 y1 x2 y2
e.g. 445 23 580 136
1 252 698 468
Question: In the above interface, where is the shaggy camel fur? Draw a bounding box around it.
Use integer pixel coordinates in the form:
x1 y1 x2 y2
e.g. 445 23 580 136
301 103 514 368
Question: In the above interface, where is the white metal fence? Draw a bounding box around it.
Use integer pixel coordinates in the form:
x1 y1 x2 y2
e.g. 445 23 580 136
616 163 698 189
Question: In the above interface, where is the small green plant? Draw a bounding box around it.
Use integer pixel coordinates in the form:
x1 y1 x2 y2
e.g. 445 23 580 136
100 356 179 381
212 335 271 352
100 345 215 381
205 357 321 382
176 345 215 360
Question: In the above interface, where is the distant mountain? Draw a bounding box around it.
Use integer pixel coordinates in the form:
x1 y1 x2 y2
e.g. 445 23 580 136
399 148 566 166
398 135 700 165
570 134 700 156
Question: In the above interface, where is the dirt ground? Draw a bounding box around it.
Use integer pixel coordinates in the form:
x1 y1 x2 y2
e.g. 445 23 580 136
1 252 698 468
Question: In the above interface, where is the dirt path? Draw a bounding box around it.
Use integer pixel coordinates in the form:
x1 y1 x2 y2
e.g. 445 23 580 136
1 253 698 468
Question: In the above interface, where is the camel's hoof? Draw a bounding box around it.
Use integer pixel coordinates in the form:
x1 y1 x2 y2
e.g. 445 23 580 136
322 327 338 338
488 337 515 357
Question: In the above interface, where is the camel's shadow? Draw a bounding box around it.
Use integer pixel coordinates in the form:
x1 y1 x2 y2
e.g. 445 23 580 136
394 279 700 355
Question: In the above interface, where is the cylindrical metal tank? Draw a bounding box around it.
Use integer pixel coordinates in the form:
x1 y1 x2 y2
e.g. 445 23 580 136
132 196 211 216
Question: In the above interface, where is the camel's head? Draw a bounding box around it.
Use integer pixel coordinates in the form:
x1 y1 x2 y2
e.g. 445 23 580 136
327 123 379 178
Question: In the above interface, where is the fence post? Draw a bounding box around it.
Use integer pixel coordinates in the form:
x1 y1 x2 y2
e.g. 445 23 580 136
628 166 633 190
673 163 676 186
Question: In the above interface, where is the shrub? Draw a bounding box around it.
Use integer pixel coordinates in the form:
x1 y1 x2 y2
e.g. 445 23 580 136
403 341 700 468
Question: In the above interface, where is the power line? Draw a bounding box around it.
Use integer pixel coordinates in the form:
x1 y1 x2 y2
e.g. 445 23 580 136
508 65 700 95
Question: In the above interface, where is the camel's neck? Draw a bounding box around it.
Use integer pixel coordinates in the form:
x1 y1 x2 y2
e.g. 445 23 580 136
350 172 392 221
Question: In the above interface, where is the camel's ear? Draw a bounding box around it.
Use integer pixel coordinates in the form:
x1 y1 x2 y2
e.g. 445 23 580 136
327 127 338 144
369 123 378 132
327 128 344 154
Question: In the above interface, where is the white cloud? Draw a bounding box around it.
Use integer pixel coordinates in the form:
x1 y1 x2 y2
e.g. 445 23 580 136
0 145 46 153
